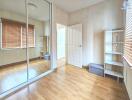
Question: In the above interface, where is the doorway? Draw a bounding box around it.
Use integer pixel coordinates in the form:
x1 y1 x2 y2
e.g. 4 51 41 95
57 24 66 67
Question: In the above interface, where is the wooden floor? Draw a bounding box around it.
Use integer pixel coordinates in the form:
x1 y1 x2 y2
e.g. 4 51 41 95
57 57 66 67
0 59 50 94
4 65 129 100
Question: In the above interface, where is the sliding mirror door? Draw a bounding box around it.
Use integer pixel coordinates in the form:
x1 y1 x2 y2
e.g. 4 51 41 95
0 0 52 95
0 0 28 94
28 0 51 79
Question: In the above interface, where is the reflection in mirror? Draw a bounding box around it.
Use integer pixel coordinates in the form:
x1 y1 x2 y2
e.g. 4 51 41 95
0 0 27 94
28 0 51 79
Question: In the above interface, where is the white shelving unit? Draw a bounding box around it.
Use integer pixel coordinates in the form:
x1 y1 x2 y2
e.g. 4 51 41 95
104 30 124 81
104 69 123 78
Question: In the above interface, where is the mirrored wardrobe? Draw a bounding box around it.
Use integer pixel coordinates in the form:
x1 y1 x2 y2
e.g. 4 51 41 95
0 0 52 95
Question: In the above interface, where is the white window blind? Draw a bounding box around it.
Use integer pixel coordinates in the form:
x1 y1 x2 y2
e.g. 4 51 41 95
124 0 132 66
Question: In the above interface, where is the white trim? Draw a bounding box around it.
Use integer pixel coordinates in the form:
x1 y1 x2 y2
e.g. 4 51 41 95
26 0 29 83
21 26 23 48
0 20 2 49
0 69 54 99
33 28 36 47
123 56 132 68
0 47 36 50
50 2 54 69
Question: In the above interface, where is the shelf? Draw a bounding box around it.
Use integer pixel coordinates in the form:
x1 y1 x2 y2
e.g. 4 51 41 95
107 30 124 33
105 51 123 55
105 61 124 67
104 69 123 78
112 42 124 44
112 30 124 33
106 42 124 44
104 30 124 80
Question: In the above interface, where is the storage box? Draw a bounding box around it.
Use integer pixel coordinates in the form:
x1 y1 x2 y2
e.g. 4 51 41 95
44 53 50 60
89 63 104 76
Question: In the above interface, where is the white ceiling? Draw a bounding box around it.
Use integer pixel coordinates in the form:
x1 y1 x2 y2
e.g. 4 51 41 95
0 0 105 21
54 0 105 12
0 0 50 21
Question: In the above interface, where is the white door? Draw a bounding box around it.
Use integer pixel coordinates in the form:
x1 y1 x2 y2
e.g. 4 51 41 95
67 24 82 68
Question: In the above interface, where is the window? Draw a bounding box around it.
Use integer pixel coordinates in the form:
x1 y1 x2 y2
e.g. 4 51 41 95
1 18 35 49
2 19 21 48
22 25 35 48
124 0 132 66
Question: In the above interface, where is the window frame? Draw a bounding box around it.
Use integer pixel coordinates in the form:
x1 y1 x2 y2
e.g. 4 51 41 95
21 25 36 48
0 18 36 50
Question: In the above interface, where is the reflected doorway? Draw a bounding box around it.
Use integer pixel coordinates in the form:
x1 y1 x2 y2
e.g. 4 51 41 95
57 24 67 67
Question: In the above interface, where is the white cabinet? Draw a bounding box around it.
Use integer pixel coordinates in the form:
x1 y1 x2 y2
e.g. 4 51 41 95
104 30 124 80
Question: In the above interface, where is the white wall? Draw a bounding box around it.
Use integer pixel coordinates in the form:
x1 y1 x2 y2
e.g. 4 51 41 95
69 0 124 66
53 5 69 25
0 10 46 66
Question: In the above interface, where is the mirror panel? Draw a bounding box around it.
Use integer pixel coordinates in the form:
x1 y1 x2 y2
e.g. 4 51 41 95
0 0 28 94
28 0 51 79
0 0 52 95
